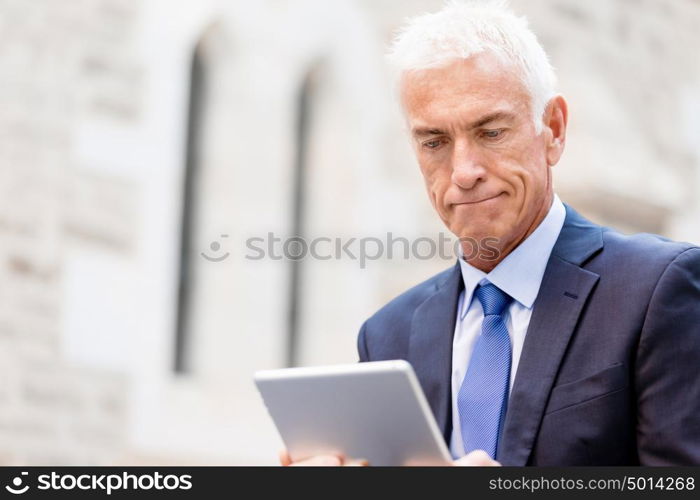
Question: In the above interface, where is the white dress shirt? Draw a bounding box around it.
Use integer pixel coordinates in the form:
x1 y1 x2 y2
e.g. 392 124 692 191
449 195 566 458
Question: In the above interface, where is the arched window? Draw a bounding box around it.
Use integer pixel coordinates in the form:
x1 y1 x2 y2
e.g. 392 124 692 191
286 68 318 367
174 37 208 374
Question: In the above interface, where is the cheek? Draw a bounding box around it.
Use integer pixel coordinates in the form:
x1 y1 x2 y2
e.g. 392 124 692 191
501 147 547 197
519 160 549 200
420 160 449 196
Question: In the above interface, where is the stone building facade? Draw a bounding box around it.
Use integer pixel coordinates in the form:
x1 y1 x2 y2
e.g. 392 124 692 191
0 0 697 465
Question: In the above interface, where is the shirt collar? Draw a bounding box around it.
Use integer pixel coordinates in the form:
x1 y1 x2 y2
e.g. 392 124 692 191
458 194 566 318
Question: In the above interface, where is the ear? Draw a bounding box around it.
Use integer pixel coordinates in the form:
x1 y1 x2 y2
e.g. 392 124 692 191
543 95 568 166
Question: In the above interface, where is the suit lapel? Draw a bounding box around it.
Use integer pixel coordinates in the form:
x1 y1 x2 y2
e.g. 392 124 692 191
408 263 462 442
497 256 599 464
498 205 604 465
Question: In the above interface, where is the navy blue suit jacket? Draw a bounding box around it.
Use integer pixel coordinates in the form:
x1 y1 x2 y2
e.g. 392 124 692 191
357 205 700 465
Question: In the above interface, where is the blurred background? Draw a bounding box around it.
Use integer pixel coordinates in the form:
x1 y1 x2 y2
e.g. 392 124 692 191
0 0 698 465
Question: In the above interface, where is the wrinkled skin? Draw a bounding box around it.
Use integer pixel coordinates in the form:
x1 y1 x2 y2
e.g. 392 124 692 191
401 52 568 271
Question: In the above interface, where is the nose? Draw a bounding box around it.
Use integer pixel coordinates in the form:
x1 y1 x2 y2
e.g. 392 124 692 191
450 139 487 189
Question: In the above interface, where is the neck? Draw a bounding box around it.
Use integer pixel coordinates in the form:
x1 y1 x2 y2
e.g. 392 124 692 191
464 192 555 273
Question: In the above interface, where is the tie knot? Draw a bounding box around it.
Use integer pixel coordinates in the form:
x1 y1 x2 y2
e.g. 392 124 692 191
475 283 512 316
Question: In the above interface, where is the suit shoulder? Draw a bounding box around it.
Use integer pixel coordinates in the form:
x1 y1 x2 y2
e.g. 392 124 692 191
600 227 698 267
595 227 699 291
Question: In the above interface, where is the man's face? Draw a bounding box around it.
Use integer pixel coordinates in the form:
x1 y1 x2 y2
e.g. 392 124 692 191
401 53 560 260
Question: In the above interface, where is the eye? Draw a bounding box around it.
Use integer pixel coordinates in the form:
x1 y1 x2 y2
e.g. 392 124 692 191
422 139 444 150
481 129 505 140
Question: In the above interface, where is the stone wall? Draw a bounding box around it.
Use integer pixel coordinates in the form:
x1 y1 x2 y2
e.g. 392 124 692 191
0 0 697 465
0 0 143 463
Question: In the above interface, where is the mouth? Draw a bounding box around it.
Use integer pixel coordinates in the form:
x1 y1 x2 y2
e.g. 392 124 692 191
452 192 504 207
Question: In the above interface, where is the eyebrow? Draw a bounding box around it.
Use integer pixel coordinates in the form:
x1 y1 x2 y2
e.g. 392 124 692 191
411 111 516 137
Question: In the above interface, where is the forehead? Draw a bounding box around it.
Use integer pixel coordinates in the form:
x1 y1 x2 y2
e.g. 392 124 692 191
400 53 530 125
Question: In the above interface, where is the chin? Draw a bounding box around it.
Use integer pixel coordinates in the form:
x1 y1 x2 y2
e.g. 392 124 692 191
452 225 494 244
452 216 500 239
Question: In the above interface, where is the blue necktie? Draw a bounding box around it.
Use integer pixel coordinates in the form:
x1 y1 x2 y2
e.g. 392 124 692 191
458 282 513 459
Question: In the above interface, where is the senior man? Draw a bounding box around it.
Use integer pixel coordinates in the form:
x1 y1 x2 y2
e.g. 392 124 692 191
284 0 700 466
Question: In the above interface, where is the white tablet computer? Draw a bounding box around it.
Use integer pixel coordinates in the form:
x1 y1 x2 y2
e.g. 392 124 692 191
254 360 452 466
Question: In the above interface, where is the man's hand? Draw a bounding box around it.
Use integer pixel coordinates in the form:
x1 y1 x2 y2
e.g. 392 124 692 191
279 450 368 466
453 450 501 466
280 448 500 466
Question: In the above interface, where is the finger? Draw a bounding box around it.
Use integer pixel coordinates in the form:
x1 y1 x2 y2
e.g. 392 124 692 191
344 458 369 467
289 455 344 466
279 449 292 466
453 449 501 466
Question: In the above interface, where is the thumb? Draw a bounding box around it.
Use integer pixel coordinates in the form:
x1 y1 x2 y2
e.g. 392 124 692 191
453 450 501 466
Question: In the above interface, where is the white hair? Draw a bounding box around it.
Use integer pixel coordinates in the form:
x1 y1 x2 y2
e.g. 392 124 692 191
387 0 557 133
